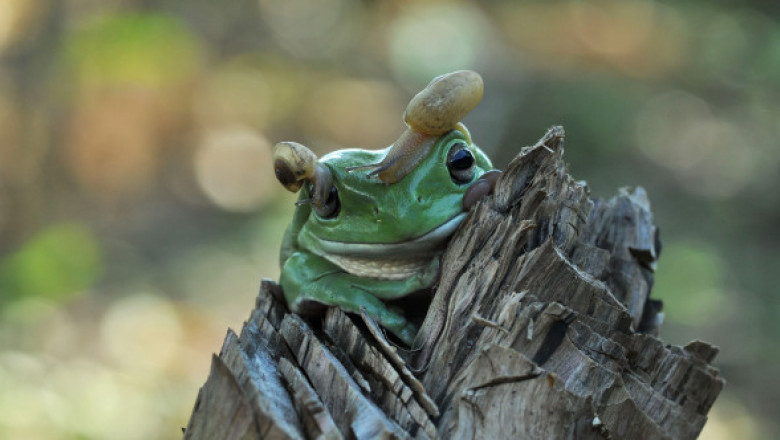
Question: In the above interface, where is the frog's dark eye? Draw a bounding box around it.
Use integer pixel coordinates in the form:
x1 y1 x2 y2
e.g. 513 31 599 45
314 186 340 219
447 142 475 184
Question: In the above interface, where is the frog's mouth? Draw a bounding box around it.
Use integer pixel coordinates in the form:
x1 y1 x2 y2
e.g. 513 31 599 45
310 213 466 280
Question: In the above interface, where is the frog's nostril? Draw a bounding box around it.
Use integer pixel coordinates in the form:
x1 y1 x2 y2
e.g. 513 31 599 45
417 196 422 203
463 170 502 210
463 179 491 209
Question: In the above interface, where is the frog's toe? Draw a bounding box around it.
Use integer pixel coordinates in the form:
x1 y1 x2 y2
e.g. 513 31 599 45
393 321 418 346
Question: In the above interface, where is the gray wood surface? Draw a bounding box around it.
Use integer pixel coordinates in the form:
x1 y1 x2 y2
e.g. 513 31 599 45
183 127 723 439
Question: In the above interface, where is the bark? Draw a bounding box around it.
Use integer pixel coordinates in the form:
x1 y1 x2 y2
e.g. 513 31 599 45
183 127 724 439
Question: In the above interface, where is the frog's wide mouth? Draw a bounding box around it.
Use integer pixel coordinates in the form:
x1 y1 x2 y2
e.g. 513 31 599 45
312 212 467 258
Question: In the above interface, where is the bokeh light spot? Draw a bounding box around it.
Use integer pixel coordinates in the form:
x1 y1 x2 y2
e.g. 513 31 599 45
100 294 183 372
570 0 655 57
258 0 355 59
0 351 172 439
0 0 43 52
389 4 490 86
496 1 685 77
194 128 275 212
0 353 46 429
636 90 756 198
700 393 762 440
303 79 404 148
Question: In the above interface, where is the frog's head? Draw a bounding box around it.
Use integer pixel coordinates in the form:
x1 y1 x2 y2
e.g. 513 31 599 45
273 71 498 278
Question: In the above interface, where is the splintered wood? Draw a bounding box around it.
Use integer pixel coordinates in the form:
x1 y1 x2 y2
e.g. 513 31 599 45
183 127 724 440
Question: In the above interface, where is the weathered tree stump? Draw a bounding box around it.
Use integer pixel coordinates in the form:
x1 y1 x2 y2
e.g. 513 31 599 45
183 127 724 439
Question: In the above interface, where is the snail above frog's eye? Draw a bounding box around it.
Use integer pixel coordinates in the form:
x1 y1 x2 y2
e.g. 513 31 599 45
446 141 476 184
347 70 484 184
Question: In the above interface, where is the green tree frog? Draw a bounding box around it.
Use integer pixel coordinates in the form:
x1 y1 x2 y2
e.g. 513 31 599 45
273 71 500 345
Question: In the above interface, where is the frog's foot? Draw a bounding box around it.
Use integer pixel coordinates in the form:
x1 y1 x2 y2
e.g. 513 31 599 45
463 170 502 209
393 319 418 346
290 298 417 345
340 293 418 346
287 282 419 345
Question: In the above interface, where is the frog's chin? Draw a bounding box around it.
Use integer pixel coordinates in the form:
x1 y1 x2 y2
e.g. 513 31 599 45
313 212 467 258
304 212 467 280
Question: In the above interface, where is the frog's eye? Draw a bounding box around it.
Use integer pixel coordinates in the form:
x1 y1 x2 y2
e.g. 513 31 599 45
313 185 340 219
447 142 476 184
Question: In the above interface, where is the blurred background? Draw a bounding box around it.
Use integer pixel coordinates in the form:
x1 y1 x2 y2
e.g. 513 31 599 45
0 0 777 438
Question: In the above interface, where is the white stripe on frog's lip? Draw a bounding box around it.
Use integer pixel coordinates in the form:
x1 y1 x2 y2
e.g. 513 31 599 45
314 212 467 258
320 254 432 280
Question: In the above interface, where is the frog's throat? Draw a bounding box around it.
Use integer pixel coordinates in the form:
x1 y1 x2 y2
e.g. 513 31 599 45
307 213 466 280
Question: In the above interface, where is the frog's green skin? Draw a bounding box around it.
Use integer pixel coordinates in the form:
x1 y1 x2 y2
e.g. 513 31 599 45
279 129 492 344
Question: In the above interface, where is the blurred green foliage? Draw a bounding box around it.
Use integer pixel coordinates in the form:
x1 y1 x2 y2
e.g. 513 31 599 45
62 13 203 89
0 224 101 304
654 241 727 325
0 0 777 438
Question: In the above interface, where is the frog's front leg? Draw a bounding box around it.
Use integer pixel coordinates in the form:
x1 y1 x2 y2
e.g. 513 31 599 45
281 251 438 345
